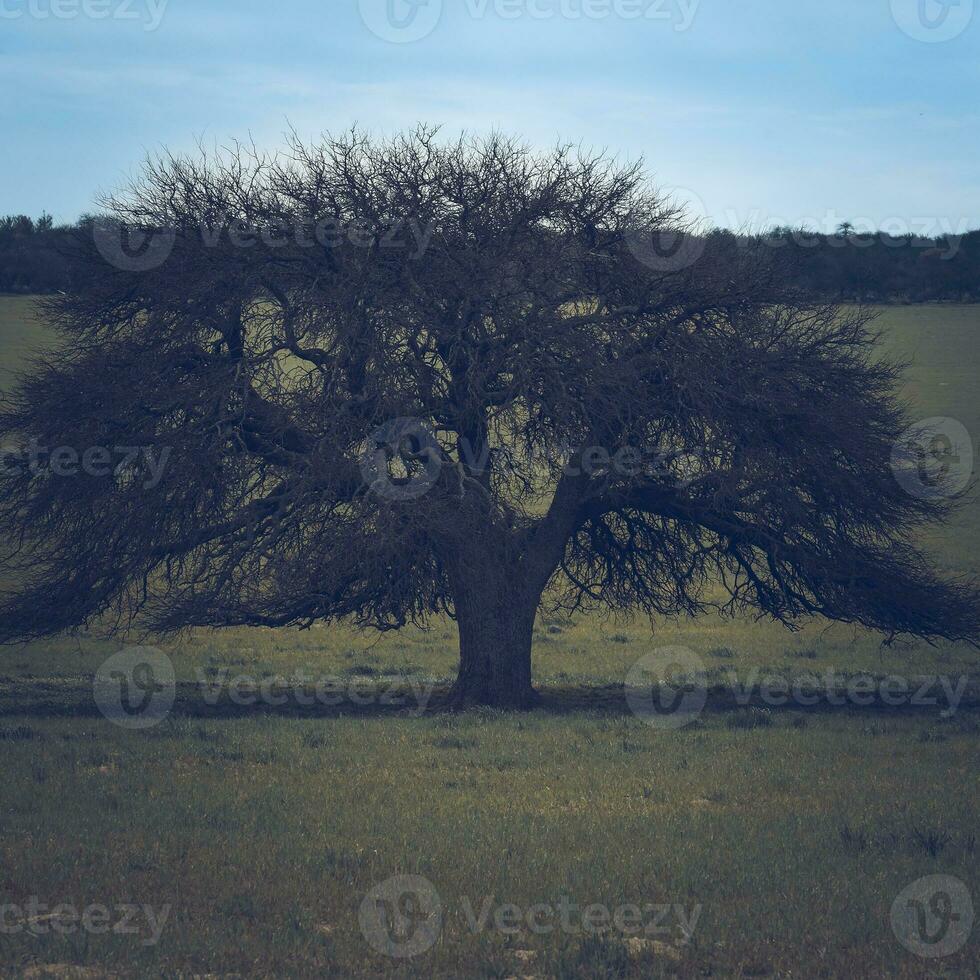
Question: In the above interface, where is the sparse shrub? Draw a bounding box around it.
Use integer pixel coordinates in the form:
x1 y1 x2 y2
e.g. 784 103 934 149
910 825 952 858
0 724 41 740
303 730 329 749
321 848 362 876
430 735 479 750
430 713 463 729
556 936 633 979
709 646 735 659
542 614 571 628
220 893 258 920
838 822 871 851
860 723 890 737
838 821 960 858
949 716 980 735
726 708 774 730
473 706 508 722
382 663 425 677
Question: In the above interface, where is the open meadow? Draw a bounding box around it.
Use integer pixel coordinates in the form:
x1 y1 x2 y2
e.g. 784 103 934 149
1 297 978 977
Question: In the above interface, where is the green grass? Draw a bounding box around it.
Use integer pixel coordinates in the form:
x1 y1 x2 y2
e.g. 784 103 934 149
0 298 978 977
0 293 55 393
1 709 977 977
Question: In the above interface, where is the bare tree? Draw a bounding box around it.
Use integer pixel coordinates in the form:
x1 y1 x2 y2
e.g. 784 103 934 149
1 128 977 706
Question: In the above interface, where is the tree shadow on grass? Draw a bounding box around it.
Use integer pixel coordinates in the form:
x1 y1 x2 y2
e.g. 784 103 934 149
1 678 977 722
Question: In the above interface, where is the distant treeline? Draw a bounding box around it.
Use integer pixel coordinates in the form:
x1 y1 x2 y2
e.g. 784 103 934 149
1 213 978 302
0 214 90 294
705 226 980 303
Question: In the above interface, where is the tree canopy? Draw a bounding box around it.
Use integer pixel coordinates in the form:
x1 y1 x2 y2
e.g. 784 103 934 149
1 127 977 706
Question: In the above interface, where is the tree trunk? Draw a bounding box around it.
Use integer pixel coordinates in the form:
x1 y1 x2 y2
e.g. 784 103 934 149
448 575 542 710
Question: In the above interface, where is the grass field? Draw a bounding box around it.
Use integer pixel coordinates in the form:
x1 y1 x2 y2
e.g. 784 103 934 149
0 298 978 977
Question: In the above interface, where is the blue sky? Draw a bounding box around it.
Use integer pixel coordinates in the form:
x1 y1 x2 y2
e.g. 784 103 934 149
2 0 978 232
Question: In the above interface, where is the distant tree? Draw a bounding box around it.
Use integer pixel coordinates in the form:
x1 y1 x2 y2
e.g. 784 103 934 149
0 129 977 706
